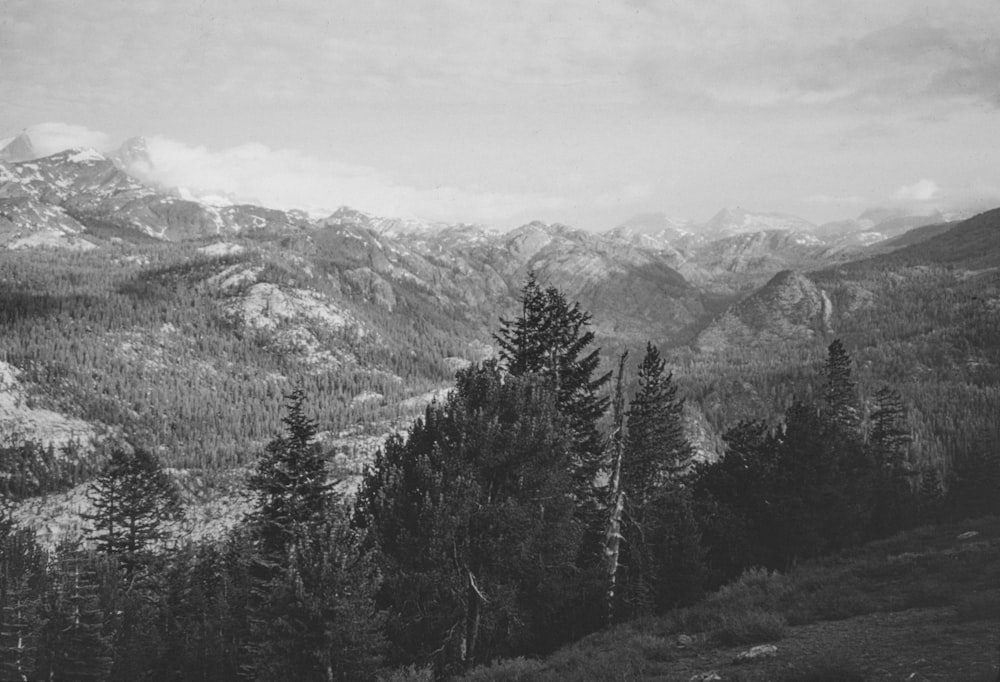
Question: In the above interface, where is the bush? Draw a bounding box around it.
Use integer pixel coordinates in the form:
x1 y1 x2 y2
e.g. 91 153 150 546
629 633 675 662
709 608 787 646
712 567 789 609
460 657 546 682
376 664 435 682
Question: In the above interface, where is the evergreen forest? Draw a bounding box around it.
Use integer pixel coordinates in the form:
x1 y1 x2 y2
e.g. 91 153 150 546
2 273 998 681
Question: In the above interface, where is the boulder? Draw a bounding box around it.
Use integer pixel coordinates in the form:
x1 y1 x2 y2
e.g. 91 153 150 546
688 672 723 682
733 644 778 663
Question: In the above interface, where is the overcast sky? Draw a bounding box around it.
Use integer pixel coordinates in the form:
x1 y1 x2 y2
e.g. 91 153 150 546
2 0 999 230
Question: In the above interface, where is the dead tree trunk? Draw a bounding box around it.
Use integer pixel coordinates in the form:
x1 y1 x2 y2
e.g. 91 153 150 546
603 351 628 625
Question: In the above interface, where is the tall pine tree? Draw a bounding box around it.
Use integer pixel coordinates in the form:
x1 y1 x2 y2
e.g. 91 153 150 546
247 388 330 556
822 339 860 434
244 389 383 681
355 362 581 671
495 273 611 491
35 548 115 682
622 343 694 503
0 519 44 682
867 386 914 537
84 447 182 577
617 344 700 617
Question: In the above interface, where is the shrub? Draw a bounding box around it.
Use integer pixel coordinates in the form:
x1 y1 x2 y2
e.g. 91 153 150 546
710 608 787 646
712 567 789 610
376 664 435 682
630 633 675 662
460 657 546 682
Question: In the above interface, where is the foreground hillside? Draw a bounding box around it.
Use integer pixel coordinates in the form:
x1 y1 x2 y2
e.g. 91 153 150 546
455 516 1000 682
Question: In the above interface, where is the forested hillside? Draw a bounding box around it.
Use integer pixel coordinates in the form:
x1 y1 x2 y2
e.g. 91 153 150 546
1 270 996 681
669 209 1000 484
1 145 998 680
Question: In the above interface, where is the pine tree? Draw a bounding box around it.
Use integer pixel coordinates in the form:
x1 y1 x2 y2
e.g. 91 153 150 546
355 361 581 671
244 389 384 681
0 521 44 682
159 541 246 681
867 386 913 536
245 510 384 682
35 548 115 682
495 273 611 490
617 344 699 617
622 343 694 504
84 447 182 576
692 420 779 578
642 487 704 611
946 445 1000 520
247 388 330 556
822 339 860 434
917 467 944 522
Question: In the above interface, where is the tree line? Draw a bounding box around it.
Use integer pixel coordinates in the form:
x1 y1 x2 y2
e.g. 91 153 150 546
1 273 997 680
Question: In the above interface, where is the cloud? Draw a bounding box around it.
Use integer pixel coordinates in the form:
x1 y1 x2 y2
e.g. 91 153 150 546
25 122 111 156
806 193 867 206
892 179 940 203
627 0 1000 112
138 135 566 224
887 178 1000 216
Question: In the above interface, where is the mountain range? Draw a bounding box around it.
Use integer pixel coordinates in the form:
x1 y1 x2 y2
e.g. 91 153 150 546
1 130 997 544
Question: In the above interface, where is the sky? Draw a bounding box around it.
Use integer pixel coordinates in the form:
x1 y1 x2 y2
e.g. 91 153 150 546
2 0 999 231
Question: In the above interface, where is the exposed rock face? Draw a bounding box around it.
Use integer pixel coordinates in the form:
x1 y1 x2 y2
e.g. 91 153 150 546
695 270 832 352
0 148 317 243
0 132 37 163
0 361 101 449
343 267 396 310
111 136 154 174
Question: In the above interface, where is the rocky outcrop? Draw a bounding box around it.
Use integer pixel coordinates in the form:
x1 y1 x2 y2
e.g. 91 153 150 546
695 270 832 353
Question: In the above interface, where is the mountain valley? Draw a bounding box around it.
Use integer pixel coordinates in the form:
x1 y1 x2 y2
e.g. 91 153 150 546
0 134 997 548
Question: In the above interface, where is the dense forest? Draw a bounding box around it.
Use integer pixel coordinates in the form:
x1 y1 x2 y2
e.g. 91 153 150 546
0 240 487 476
2 275 997 680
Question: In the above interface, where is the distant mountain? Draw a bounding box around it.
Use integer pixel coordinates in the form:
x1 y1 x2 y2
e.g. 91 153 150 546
875 207 1000 269
3 125 999 553
0 132 37 162
481 221 702 341
816 208 951 246
873 220 956 251
111 135 154 174
322 205 486 239
0 148 315 242
606 212 695 251
608 207 817 250
702 207 816 240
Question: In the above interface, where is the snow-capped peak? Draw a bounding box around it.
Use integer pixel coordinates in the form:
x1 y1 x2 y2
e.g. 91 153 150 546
66 148 107 164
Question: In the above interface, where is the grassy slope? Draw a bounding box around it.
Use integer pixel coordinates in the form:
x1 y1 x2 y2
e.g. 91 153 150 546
455 516 1000 681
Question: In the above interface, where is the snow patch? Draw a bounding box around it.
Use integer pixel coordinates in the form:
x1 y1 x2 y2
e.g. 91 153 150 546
67 148 107 164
